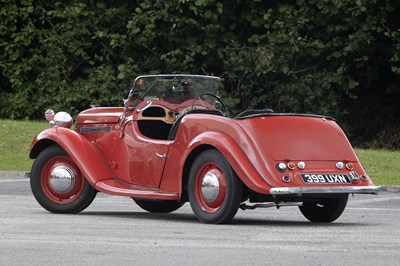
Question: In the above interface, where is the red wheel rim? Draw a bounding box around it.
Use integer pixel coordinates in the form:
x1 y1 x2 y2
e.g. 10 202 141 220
194 163 226 213
40 155 84 204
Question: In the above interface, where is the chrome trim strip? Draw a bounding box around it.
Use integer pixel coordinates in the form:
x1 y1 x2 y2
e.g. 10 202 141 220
80 126 112 133
137 101 152 112
269 186 382 195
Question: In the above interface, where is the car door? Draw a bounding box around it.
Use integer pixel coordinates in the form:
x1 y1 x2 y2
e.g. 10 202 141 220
123 120 170 187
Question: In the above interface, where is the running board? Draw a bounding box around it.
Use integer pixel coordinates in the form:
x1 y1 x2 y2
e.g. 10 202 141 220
95 179 179 200
240 202 303 210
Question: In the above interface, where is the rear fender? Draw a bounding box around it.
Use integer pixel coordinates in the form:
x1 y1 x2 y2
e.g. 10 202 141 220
29 127 113 186
185 131 271 194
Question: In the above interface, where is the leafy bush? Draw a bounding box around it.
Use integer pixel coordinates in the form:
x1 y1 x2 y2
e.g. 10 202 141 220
0 1 134 119
0 0 399 148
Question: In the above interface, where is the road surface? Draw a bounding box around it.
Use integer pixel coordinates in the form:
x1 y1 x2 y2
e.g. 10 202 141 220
0 173 399 265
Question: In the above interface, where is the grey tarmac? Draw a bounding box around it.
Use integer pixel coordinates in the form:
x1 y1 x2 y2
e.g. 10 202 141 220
0 171 399 265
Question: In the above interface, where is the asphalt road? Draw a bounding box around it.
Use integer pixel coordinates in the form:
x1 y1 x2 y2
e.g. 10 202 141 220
0 173 399 266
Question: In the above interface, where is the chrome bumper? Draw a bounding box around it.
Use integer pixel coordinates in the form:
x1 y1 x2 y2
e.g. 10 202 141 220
269 186 382 195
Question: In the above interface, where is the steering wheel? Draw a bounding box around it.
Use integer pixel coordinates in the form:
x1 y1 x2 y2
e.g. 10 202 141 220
191 93 229 117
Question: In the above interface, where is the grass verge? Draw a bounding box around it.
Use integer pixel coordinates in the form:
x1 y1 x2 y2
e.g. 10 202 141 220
0 119 399 185
355 148 399 186
0 120 48 171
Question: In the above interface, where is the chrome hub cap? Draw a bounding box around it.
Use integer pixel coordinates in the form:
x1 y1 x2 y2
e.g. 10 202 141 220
200 171 220 203
49 166 75 193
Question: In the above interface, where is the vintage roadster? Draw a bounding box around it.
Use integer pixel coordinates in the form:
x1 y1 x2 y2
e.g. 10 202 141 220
29 74 379 224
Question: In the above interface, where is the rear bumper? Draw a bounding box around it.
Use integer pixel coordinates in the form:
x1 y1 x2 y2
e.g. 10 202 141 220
269 186 382 195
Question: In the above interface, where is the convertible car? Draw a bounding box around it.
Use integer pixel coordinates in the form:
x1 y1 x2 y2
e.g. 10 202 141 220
29 74 380 224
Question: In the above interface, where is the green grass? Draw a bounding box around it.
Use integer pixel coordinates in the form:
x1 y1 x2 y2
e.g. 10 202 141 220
355 148 400 186
0 119 399 185
0 120 48 171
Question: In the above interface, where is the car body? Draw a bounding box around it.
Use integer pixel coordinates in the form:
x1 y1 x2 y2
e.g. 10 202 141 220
28 74 380 224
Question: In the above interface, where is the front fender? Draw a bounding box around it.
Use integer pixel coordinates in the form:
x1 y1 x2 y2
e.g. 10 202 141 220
185 131 271 194
29 127 113 186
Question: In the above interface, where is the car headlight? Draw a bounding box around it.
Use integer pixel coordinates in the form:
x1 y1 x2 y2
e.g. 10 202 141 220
53 111 73 128
45 109 73 128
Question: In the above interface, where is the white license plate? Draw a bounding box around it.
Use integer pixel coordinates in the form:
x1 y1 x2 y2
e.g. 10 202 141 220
300 174 351 184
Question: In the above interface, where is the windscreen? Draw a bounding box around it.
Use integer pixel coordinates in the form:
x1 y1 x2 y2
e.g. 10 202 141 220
129 75 221 105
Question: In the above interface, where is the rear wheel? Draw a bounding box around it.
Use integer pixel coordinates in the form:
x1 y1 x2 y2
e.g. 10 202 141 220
188 149 242 224
30 145 97 213
299 194 349 222
133 198 185 213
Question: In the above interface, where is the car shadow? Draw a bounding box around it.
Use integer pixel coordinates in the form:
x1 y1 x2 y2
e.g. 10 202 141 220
231 218 363 227
78 210 366 227
79 210 198 222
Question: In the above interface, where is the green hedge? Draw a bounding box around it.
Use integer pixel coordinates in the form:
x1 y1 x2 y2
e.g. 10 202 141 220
1 0 399 148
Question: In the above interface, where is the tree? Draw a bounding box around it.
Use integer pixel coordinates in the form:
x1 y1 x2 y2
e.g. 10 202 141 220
1 0 399 148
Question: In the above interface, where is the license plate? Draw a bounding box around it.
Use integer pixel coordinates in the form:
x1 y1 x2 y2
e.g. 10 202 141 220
300 174 351 184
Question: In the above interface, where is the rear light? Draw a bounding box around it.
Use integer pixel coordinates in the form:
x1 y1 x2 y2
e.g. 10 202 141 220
360 175 368 181
282 176 290 183
297 161 305 169
336 162 344 169
287 162 296 170
346 162 354 170
276 163 287 172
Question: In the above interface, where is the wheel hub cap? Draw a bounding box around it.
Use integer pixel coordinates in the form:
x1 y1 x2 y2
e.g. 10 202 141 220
200 171 220 203
49 166 75 193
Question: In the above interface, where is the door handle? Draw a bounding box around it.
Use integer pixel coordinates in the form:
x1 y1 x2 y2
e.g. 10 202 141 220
156 152 167 159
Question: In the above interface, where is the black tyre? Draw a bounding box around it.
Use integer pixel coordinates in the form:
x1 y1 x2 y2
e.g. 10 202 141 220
299 194 349 223
30 145 97 213
188 149 242 224
133 198 185 213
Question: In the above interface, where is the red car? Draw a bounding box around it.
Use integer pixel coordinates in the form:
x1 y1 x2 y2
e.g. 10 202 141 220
29 74 380 224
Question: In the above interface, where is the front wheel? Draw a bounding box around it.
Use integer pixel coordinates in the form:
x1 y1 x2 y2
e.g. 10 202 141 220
188 149 242 224
30 145 97 213
299 194 349 223
133 198 185 213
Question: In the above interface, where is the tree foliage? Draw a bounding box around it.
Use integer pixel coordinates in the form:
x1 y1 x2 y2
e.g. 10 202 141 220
0 0 399 148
